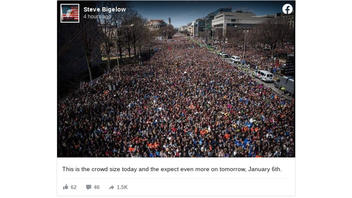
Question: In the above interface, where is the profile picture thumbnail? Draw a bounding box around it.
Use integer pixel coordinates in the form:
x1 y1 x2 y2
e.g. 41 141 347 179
60 4 80 23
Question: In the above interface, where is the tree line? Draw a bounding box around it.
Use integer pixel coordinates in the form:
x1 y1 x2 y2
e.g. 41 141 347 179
199 16 294 59
80 2 176 82
80 5 154 81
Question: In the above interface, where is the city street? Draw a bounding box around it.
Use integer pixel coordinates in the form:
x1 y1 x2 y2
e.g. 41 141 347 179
223 57 294 101
58 34 295 157
58 1 295 158
189 37 293 100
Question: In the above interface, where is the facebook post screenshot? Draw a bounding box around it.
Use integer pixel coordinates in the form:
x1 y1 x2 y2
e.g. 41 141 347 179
57 0 295 196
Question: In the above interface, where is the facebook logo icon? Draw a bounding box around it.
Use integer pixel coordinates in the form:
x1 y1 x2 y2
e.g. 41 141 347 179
282 4 293 14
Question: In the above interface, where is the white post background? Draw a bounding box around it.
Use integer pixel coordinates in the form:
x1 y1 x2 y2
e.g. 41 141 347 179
57 158 295 196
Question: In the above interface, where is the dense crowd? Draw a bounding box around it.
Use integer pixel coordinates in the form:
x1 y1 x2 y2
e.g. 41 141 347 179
58 35 295 157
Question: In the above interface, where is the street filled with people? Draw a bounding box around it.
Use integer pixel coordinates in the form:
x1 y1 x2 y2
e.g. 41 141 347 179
212 41 294 73
58 35 295 157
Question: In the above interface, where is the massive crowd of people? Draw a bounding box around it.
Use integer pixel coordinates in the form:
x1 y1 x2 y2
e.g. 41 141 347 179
58 35 295 157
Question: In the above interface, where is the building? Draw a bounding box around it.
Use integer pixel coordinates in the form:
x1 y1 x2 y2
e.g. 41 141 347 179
178 25 188 32
212 11 272 37
185 22 196 36
181 8 231 39
147 19 167 31
191 21 196 36
204 8 232 40
194 18 205 37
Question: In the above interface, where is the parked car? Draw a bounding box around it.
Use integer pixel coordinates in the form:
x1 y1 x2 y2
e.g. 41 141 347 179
253 70 261 78
258 70 274 82
230 55 241 63
221 53 230 58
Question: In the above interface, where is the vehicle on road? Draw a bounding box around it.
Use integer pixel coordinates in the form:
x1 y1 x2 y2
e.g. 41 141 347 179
241 63 250 68
258 70 274 82
253 70 261 78
230 55 241 63
221 53 230 58
274 76 294 96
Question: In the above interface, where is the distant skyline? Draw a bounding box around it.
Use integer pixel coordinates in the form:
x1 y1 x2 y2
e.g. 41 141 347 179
127 1 295 27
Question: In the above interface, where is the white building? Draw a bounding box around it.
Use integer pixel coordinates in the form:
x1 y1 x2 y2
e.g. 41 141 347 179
188 21 196 36
178 25 188 32
212 11 271 37
147 20 167 31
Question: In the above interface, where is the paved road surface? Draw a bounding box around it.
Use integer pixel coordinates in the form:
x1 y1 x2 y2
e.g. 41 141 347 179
222 57 293 101
190 37 294 101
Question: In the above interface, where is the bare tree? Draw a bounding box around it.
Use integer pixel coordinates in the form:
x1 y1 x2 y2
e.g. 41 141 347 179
98 1 129 73
226 27 244 48
120 10 138 58
111 8 126 79
257 17 293 58
213 28 224 48
80 19 101 81
158 25 176 39
98 16 114 71
120 10 152 62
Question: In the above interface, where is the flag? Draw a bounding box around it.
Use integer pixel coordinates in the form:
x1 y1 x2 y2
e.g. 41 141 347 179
62 5 79 21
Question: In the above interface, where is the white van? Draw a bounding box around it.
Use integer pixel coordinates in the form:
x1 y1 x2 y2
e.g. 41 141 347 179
253 70 261 78
230 56 241 63
258 70 274 82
